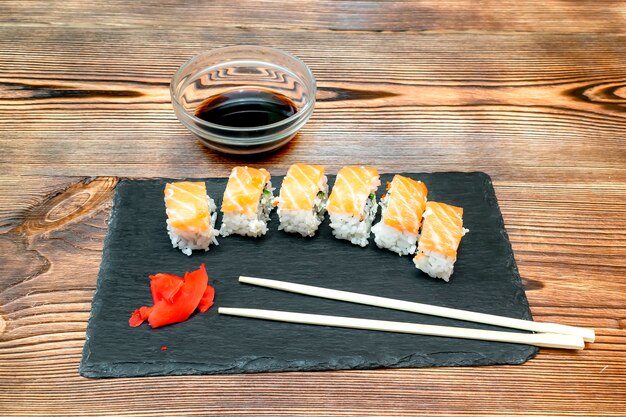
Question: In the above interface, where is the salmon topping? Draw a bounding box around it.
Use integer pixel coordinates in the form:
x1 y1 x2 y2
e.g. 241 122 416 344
278 164 326 211
221 166 271 217
382 175 428 235
418 201 464 258
164 182 211 231
327 166 380 219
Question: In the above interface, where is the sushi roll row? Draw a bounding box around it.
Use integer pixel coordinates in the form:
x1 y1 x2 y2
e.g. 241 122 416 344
373 175 468 281
163 165 467 281
164 166 273 257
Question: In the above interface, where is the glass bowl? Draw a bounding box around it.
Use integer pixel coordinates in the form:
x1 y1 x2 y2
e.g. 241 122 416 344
170 46 316 155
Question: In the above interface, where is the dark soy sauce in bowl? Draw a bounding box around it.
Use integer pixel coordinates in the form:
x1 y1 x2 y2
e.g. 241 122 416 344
170 46 315 154
195 88 298 128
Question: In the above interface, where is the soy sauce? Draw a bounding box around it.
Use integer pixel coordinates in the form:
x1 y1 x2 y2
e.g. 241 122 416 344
195 88 298 127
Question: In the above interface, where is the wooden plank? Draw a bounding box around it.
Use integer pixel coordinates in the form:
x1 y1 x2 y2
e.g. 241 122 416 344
0 175 624 415
0 0 625 33
0 176 81 232
0 27 625 180
1 2 625 414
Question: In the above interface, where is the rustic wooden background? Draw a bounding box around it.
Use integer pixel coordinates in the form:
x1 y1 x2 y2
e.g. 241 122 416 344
1 1 625 416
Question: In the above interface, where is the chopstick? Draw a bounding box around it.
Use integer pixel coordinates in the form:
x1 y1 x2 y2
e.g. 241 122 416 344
239 276 595 343
219 308 585 350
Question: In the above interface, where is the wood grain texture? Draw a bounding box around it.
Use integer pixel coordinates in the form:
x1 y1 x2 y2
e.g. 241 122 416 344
0 176 81 233
1 1 625 415
1 1 625 33
0 27 625 181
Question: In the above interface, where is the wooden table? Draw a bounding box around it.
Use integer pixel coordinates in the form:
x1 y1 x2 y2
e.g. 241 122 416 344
1 1 625 415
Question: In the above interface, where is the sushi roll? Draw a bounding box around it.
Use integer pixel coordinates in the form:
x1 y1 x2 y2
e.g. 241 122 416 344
326 166 381 247
276 164 328 237
164 181 218 256
371 175 428 256
413 201 468 281
220 166 274 237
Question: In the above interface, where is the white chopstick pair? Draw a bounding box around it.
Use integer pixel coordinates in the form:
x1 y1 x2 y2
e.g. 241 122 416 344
218 276 595 350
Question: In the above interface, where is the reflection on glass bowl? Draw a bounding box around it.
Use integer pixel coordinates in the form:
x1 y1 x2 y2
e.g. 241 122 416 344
170 46 316 155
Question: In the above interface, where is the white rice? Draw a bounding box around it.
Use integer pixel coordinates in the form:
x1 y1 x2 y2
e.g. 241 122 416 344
166 194 218 256
372 222 418 256
329 196 378 247
220 181 274 237
277 179 328 237
413 251 455 282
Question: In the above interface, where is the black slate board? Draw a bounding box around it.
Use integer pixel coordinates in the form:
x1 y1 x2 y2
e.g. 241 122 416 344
80 172 537 378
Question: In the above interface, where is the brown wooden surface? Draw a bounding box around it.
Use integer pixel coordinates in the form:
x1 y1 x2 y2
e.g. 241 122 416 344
1 1 625 416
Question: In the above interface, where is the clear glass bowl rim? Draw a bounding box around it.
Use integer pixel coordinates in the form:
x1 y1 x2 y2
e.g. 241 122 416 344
170 45 316 132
